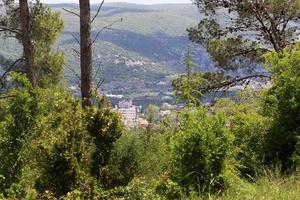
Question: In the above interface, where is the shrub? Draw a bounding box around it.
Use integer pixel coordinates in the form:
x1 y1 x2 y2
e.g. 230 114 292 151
214 94 270 178
170 107 234 193
86 96 124 186
156 179 185 200
108 128 171 188
263 43 300 172
0 73 36 195
122 178 161 200
108 131 144 187
23 90 93 197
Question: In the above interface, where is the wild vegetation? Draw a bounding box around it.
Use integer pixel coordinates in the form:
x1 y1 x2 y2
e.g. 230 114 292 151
0 0 300 199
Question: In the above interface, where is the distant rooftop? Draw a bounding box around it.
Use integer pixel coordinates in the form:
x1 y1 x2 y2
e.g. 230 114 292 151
118 99 134 109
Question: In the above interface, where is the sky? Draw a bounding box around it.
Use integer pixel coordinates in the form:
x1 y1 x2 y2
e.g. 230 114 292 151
40 0 192 4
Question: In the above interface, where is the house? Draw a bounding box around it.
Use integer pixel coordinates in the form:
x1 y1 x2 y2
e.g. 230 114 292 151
115 100 137 128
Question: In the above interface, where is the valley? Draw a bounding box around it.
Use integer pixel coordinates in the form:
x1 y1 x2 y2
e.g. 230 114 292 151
0 3 215 104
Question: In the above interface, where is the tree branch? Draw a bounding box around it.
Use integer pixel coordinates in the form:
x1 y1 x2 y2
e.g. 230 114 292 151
91 0 104 24
0 26 21 36
62 8 80 17
70 33 80 45
92 18 123 45
65 64 81 82
0 58 23 89
93 61 104 90
71 48 80 57
199 74 271 93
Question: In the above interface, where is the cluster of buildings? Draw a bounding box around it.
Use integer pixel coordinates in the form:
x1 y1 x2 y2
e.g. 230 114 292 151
114 99 176 128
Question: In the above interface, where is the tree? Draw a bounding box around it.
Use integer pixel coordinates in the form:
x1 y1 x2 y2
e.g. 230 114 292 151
144 104 160 140
172 45 202 106
19 0 36 87
185 0 300 94
65 0 120 107
31 3 64 88
0 1 64 89
79 0 93 107
172 45 230 106
145 104 159 124
190 0 300 60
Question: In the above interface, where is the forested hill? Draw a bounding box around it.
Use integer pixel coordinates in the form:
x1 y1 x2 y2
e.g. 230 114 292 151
0 3 214 96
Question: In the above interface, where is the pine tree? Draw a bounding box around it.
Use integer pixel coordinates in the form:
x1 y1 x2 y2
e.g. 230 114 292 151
0 1 64 88
19 0 36 87
79 0 93 108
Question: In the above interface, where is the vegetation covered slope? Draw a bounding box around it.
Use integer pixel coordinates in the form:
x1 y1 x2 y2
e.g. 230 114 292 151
0 3 213 96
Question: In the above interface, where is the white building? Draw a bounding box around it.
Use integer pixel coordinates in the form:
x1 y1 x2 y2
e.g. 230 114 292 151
115 100 137 128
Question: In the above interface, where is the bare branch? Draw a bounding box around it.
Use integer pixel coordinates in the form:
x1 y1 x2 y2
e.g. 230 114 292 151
62 8 80 17
199 74 271 93
70 33 80 45
93 61 102 80
0 26 21 35
93 61 104 90
65 64 81 82
95 78 104 90
92 18 123 45
71 48 80 56
0 58 23 89
91 0 104 24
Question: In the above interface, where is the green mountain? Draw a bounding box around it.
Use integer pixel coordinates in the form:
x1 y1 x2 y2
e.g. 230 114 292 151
0 3 214 98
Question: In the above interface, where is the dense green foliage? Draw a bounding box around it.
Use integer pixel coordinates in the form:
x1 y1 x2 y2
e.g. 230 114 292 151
0 78 125 199
1 1 300 199
0 2 64 88
189 0 300 68
0 73 36 194
32 3 64 87
263 44 300 172
1 59 300 198
214 92 269 178
170 108 233 193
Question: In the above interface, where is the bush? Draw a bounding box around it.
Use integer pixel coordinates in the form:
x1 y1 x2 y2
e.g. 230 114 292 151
156 179 185 200
108 129 171 188
108 131 144 187
263 43 300 172
214 93 270 178
0 73 36 195
170 107 234 193
0 79 125 198
22 90 93 197
122 178 161 200
86 97 124 187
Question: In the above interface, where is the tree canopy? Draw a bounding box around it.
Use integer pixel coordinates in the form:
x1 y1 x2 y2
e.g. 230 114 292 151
189 0 300 70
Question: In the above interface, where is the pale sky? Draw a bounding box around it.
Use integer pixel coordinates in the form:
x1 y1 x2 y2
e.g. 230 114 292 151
40 0 191 4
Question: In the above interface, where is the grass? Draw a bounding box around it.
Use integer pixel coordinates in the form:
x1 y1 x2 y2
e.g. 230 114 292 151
190 172 300 200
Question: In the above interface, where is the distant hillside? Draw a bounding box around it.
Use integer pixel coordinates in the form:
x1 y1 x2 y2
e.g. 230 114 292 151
0 3 214 97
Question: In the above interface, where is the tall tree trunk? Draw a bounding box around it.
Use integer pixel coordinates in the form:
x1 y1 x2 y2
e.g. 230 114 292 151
19 0 36 87
79 0 92 107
